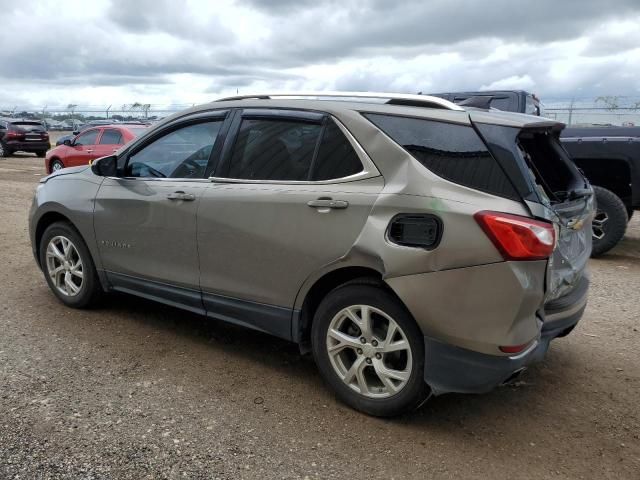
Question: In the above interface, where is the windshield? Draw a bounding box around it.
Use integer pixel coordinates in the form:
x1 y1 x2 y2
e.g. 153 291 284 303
525 96 541 116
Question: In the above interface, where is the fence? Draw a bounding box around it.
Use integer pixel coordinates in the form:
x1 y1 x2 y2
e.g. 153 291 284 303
3 96 640 127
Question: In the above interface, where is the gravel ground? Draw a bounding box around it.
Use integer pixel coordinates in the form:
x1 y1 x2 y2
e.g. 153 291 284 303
1 151 639 479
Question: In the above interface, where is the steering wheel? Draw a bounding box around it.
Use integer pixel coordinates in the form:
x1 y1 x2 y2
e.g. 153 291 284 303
128 162 166 178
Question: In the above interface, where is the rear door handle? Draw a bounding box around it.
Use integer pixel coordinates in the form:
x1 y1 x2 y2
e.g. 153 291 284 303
307 198 349 209
167 191 196 201
86 149 93 153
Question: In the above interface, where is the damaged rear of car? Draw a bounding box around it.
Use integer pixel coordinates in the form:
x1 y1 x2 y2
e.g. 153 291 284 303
366 108 593 396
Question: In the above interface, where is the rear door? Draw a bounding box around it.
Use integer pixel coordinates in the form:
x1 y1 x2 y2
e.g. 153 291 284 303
93 128 124 159
197 109 383 339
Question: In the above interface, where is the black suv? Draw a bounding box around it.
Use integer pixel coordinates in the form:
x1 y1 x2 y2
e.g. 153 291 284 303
0 119 50 157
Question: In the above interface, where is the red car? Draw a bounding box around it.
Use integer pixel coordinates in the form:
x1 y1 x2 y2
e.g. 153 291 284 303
45 124 148 173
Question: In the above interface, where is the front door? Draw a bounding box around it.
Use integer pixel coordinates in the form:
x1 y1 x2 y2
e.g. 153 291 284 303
197 111 383 338
66 128 101 167
93 117 226 311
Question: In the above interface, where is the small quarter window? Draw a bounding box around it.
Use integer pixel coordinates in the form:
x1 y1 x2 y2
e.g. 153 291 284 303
311 120 363 181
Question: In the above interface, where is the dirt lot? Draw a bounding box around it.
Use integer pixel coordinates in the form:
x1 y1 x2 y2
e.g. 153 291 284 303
1 151 639 479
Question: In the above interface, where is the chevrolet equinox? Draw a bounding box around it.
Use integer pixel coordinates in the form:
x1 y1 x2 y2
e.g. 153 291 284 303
29 92 593 416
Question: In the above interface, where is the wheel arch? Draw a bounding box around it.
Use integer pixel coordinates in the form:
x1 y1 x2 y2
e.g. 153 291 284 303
48 156 63 172
294 265 407 353
34 211 75 267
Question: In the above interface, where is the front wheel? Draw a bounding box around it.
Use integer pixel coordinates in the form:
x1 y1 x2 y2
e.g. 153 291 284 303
50 159 64 172
591 186 628 257
39 222 102 308
311 282 429 417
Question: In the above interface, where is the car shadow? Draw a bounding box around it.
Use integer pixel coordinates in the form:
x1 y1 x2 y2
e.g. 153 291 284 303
82 291 583 424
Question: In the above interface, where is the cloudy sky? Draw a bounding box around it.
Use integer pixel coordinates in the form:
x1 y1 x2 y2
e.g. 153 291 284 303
1 0 640 110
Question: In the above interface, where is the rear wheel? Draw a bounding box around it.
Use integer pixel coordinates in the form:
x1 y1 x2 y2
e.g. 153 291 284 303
50 159 64 172
39 222 102 308
36 150 46 158
591 186 628 257
0 142 10 157
311 283 428 417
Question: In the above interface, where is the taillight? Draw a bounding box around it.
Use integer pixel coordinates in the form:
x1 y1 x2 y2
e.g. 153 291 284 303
474 211 555 261
5 130 22 140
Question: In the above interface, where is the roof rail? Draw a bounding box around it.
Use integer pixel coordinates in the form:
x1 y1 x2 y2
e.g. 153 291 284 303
214 91 465 111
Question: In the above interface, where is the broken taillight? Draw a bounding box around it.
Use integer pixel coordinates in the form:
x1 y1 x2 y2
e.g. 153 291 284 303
474 211 555 261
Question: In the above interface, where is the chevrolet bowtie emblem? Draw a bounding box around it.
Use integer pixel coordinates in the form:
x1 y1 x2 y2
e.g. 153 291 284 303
567 218 585 230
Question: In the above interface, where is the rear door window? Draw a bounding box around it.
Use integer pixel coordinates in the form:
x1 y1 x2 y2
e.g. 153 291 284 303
364 113 518 199
224 117 364 182
227 119 321 181
99 129 123 145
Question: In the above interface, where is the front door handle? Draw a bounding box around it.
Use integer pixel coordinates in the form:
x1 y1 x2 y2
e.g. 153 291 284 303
86 149 94 154
307 198 349 209
167 191 196 201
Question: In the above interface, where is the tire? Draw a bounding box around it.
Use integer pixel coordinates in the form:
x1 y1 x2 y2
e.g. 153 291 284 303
591 186 628 257
311 282 429 417
36 150 46 158
50 159 64 172
38 222 102 308
0 142 10 158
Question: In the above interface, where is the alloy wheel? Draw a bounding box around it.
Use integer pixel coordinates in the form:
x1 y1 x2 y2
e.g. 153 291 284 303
45 235 84 296
51 161 63 171
326 304 413 398
592 210 608 240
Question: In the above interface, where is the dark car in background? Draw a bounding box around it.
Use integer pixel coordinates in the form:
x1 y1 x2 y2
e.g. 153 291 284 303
0 119 50 157
428 90 542 116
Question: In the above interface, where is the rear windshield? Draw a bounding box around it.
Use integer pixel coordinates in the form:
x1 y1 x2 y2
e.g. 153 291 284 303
11 122 45 131
517 131 585 203
364 113 519 199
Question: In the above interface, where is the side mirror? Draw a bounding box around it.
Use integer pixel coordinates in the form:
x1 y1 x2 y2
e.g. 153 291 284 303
91 155 118 177
63 139 72 146
72 130 80 135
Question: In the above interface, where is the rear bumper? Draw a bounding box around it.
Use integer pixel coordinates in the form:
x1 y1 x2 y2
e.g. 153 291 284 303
424 276 589 395
6 140 50 152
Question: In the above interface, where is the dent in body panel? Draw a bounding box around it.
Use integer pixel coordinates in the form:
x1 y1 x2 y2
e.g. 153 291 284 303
293 110 536 310
385 261 547 355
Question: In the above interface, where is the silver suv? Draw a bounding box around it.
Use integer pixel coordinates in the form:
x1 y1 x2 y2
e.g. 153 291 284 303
29 92 593 416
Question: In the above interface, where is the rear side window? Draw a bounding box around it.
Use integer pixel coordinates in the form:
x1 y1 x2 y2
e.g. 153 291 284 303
364 114 518 199
226 117 363 182
229 119 320 181
99 129 123 145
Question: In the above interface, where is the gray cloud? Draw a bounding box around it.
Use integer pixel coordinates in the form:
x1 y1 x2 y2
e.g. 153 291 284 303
0 0 639 108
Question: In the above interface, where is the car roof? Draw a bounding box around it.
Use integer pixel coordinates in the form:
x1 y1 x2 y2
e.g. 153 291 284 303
157 92 561 129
